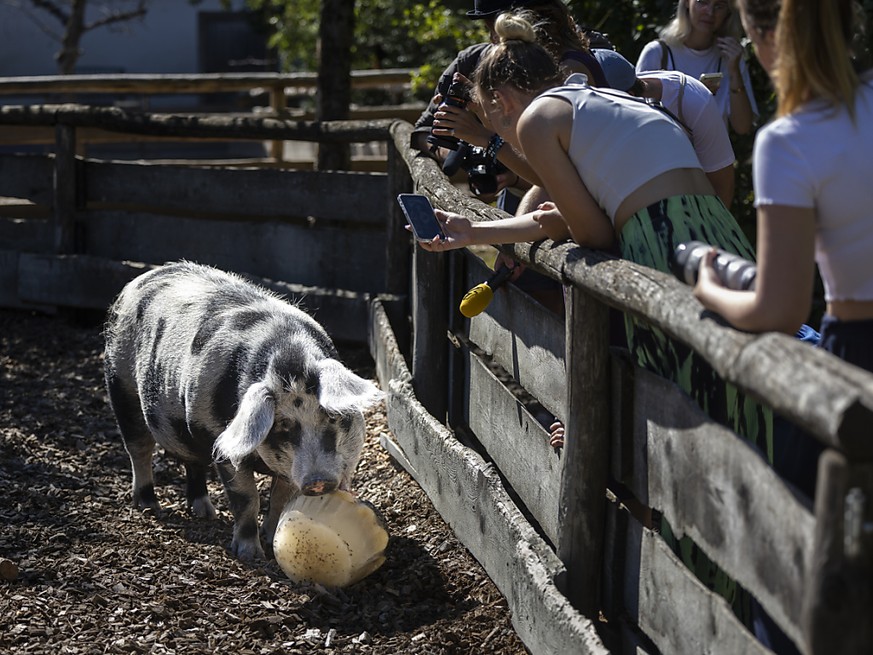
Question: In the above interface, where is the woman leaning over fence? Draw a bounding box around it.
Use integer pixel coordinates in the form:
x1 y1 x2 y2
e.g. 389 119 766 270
415 9 776 625
419 10 767 442
694 0 873 485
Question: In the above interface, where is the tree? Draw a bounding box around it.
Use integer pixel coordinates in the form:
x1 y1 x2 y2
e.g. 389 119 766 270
9 0 151 74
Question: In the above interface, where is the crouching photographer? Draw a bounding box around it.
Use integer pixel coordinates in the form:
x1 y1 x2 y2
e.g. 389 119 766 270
428 73 527 205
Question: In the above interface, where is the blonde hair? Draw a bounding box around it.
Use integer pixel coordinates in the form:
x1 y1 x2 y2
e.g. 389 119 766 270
772 0 859 117
474 12 565 99
660 0 743 46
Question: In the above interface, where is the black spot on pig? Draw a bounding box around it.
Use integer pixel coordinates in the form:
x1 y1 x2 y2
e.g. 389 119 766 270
191 314 225 355
230 309 270 331
321 427 337 453
212 346 245 425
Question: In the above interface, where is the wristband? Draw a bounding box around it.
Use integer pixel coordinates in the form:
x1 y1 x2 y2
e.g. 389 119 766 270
485 133 504 161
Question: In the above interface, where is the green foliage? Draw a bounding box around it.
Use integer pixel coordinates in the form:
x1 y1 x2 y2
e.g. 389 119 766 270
243 0 487 96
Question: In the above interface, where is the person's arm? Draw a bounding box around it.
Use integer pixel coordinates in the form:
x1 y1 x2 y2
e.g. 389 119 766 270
706 165 735 208
717 37 755 135
414 210 561 253
518 97 616 249
693 204 816 334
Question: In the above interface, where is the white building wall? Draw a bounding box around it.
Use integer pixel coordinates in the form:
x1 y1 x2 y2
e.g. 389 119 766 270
0 0 249 76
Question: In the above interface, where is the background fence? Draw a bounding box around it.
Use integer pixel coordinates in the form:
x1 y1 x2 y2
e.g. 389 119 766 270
1 75 872 654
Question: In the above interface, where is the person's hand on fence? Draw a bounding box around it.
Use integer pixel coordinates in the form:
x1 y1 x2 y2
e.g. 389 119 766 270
549 420 565 449
532 202 572 241
494 252 525 283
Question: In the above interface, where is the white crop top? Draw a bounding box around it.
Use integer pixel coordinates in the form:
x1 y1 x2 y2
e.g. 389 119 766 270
753 73 873 301
534 75 702 221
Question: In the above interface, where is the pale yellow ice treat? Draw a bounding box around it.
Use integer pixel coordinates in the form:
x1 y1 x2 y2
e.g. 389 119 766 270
273 490 389 587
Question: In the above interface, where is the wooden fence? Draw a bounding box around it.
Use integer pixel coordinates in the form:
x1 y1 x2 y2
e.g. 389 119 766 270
1 92 871 655
0 71 423 165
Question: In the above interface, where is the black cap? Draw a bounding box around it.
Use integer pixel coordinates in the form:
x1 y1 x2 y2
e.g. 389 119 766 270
466 0 541 19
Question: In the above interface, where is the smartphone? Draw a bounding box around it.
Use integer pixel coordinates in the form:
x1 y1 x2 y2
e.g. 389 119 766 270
699 72 723 93
397 193 446 242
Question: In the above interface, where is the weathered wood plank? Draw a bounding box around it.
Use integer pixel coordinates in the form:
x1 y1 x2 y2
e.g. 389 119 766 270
0 250 55 311
0 104 396 143
52 125 76 253
627 366 814 647
466 254 566 419
556 285 610 616
0 153 54 205
0 216 52 252
17 253 155 308
411 245 448 421
369 299 609 655
619 512 772 655
802 452 873 655
551 245 873 457
467 351 562 544
0 69 415 95
83 160 388 222
81 211 385 294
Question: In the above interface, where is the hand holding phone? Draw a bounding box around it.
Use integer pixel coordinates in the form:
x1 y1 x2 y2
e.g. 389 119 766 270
699 72 723 94
397 194 446 242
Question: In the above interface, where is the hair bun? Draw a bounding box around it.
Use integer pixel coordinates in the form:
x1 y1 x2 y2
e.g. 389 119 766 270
494 12 537 44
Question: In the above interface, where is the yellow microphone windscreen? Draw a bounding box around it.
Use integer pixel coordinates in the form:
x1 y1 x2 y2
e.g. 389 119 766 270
459 283 494 318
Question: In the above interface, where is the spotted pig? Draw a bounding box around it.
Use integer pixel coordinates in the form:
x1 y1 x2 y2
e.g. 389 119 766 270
103 261 383 560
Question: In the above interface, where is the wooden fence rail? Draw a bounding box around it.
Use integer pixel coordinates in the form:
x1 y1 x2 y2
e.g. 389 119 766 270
1 96 871 655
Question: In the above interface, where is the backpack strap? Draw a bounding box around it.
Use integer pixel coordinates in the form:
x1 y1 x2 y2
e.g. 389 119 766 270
676 75 687 126
657 39 674 70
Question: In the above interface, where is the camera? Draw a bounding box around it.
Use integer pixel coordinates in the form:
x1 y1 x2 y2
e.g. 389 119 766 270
441 141 504 197
672 241 757 291
426 77 470 151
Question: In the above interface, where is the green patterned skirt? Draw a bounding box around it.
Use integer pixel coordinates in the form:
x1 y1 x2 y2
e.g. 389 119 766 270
619 194 771 624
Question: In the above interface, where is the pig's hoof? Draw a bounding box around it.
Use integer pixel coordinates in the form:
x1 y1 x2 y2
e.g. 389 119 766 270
133 496 161 517
190 496 217 520
231 538 265 562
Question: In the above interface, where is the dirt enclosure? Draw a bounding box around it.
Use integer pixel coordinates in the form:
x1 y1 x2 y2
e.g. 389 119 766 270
0 308 528 654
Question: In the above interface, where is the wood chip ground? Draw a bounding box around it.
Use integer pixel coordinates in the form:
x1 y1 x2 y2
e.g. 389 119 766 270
0 308 528 654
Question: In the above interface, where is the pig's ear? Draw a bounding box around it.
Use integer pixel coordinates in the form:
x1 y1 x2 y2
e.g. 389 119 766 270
213 382 276 468
316 359 384 414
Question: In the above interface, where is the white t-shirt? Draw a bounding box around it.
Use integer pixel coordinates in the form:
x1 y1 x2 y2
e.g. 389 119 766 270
534 75 701 222
636 40 758 128
753 73 873 301
639 70 735 172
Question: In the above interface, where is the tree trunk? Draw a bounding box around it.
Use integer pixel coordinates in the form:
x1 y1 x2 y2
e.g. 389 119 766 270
316 0 354 171
57 0 87 75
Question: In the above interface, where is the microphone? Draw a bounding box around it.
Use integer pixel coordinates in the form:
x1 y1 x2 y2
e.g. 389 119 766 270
459 265 514 318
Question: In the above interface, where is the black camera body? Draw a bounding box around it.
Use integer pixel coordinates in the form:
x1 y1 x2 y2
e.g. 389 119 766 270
426 78 470 151
442 142 503 197
672 241 758 291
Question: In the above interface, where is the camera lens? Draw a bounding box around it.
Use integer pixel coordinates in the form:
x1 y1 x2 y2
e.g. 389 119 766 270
673 241 757 291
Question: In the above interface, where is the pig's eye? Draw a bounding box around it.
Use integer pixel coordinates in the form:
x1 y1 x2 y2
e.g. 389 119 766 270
273 419 302 447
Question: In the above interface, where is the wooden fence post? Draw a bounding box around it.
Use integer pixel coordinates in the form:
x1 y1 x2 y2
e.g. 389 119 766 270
411 245 448 423
53 124 76 254
803 451 873 655
269 85 286 162
556 284 611 616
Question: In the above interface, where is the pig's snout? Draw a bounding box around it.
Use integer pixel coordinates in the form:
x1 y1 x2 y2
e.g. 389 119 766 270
301 477 339 496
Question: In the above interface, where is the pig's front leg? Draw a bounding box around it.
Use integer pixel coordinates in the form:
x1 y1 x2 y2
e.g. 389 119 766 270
263 476 295 555
215 461 264 560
